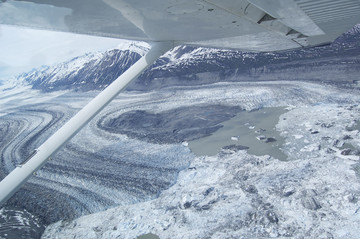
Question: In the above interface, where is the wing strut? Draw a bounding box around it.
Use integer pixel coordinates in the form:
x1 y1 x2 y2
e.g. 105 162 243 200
0 41 173 207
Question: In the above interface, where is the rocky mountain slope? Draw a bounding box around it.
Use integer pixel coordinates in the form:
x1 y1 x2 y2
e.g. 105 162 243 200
17 25 360 92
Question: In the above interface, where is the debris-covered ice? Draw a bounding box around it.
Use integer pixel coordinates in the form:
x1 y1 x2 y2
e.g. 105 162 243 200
39 82 360 239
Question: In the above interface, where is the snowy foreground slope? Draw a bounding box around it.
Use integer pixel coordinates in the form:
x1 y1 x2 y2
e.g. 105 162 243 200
40 81 360 239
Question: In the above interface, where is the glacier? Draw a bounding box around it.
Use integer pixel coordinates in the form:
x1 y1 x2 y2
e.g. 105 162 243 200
41 85 360 238
1 78 360 238
0 24 359 239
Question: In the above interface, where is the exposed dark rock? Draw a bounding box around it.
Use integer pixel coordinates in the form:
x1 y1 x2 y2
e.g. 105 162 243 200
333 140 344 148
204 187 215 196
243 185 258 194
326 148 336 154
301 197 321 210
282 186 295 197
98 105 242 144
310 130 319 134
343 135 353 140
301 190 321 210
324 232 334 239
283 191 295 197
183 202 192 209
265 137 277 143
348 194 358 203
194 200 217 211
321 123 334 128
234 170 250 181
353 149 360 156
255 128 266 134
341 149 352 155
303 189 318 196
199 205 211 210
265 211 279 224
260 202 274 210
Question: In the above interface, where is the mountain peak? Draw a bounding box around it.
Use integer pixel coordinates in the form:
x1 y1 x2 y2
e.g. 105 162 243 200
114 41 150 56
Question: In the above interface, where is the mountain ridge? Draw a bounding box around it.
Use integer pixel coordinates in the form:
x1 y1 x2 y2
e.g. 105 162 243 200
17 24 360 92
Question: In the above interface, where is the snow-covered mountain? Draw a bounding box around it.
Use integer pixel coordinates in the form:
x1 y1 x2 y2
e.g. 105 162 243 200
17 24 360 92
333 23 360 46
18 46 146 92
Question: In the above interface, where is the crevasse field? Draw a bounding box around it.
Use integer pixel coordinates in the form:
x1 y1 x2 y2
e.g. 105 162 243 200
1 77 360 238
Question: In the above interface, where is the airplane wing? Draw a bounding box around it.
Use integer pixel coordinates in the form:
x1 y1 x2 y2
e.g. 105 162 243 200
1 0 360 51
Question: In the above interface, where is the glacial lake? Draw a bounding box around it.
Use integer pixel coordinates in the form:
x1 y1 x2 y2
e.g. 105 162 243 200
188 107 288 160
